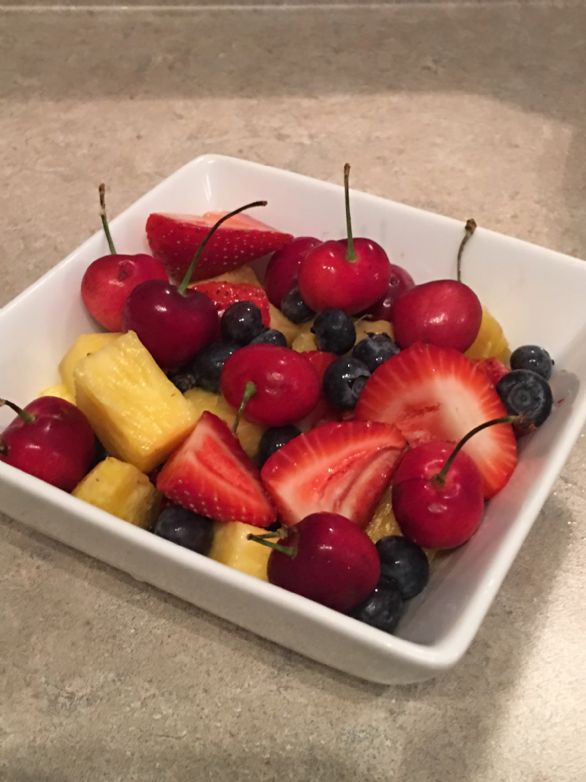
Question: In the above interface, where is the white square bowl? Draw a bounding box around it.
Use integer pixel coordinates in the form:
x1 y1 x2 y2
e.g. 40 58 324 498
1 154 585 685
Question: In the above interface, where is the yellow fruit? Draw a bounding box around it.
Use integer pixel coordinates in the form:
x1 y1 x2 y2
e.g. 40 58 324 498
365 492 402 543
74 331 197 472
59 332 122 396
73 457 161 528
37 383 76 405
291 321 317 352
268 303 301 345
465 306 510 363
210 521 271 580
355 319 394 343
183 387 264 459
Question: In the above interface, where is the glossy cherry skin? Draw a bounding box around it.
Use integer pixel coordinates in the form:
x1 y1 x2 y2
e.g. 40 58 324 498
267 512 381 612
81 253 167 332
220 345 320 427
366 263 415 322
391 441 485 549
0 397 96 492
392 279 482 352
123 279 219 370
264 236 321 308
297 239 392 315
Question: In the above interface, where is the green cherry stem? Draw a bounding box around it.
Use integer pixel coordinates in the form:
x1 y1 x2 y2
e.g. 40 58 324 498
343 163 356 262
247 532 297 558
0 399 35 424
456 217 477 282
232 381 257 434
177 200 268 296
98 183 117 255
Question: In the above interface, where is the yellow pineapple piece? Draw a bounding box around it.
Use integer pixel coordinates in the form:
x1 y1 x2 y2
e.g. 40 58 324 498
38 383 76 405
366 492 402 543
465 306 510 363
267 303 301 345
355 319 394 343
74 331 197 472
291 321 317 352
184 387 264 459
73 456 161 529
59 332 122 396
210 521 271 580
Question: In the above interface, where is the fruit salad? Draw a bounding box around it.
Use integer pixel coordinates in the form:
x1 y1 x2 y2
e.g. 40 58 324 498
0 168 557 638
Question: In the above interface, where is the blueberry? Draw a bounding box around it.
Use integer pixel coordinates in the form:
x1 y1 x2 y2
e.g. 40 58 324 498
376 536 429 600
352 333 399 372
510 345 554 380
221 301 265 345
191 342 240 393
168 369 197 393
323 357 370 409
496 369 553 431
280 287 315 324
250 328 288 347
153 505 214 555
351 581 404 633
257 425 301 465
311 309 356 354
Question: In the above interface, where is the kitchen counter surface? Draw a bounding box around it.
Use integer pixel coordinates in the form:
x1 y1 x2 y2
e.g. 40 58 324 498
1 2 585 781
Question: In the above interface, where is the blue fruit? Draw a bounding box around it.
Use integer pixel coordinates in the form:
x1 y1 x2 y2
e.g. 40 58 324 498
221 301 265 345
191 341 240 393
257 425 301 465
351 581 403 633
323 356 370 409
376 535 429 600
311 309 356 354
352 333 399 372
496 369 553 431
510 344 553 380
280 286 315 324
154 505 214 555
250 328 288 347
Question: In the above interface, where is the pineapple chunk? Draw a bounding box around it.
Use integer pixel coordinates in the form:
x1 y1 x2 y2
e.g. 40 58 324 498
73 456 161 528
366 490 434 560
465 306 510 363
74 331 197 472
267 303 301 345
59 332 122 396
184 387 264 459
210 521 271 580
291 321 317 352
38 383 76 405
355 319 394 343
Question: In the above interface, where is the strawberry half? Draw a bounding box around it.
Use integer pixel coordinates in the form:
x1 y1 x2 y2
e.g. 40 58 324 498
191 281 271 326
261 420 406 527
146 211 293 283
355 343 517 498
157 412 275 527
474 357 509 387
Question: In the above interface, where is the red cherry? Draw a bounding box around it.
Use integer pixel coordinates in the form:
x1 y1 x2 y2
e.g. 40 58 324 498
220 345 320 427
297 165 391 315
392 279 482 352
0 397 96 492
264 236 321 308
366 264 415 322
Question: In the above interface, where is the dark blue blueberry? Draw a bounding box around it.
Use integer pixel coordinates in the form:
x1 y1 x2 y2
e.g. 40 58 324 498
376 535 429 600
191 341 240 393
352 333 399 372
257 425 301 466
351 581 404 633
168 369 198 393
510 345 554 380
280 287 315 324
496 369 553 432
311 309 356 354
250 328 288 347
221 301 265 345
153 505 214 555
323 356 370 409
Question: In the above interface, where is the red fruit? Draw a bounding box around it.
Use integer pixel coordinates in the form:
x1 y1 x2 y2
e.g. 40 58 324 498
260 420 406 527
302 349 337 382
355 343 517 498
474 357 509 386
0 397 96 492
191 281 271 327
392 441 485 549
146 211 293 283
296 350 339 429
265 512 381 612
365 264 415 323
156 411 275 527
264 236 321 307
220 345 321 427
393 279 482 352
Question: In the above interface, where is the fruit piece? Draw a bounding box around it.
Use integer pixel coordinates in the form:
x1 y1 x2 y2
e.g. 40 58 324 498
354 319 394 344
510 345 553 380
351 581 404 633
250 329 287 347
221 301 266 345
221 345 321 427
210 520 271 580
474 357 509 387
280 286 315 324
465 306 511 362
264 236 321 308
365 265 416 323
191 280 271 326
311 309 356 354
59 332 121 396
73 456 161 528
189 342 240 393
0 397 96 492
295 350 339 429
74 331 197 473
183 387 264 459
365 493 402 543
352 333 399 372
168 369 198 393
266 303 301 345
355 343 517 498
496 370 553 433
376 536 429 599
291 321 318 352
156 411 275 527
146 209 293 282
37 383 76 406
153 505 214 554
261 420 406 527
257 425 301 466
323 357 371 410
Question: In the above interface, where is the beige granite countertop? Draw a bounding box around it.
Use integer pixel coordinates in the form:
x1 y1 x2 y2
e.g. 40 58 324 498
1 2 585 781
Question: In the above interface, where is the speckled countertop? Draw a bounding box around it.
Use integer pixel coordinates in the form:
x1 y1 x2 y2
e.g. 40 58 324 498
1 2 585 781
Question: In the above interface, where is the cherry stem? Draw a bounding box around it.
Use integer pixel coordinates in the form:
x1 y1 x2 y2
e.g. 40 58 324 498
232 381 257 434
177 200 268 295
99 183 117 255
433 415 518 487
456 218 477 283
343 163 356 262
247 533 297 558
0 399 35 424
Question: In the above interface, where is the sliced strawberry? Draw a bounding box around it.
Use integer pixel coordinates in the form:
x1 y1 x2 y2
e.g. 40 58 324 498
355 343 517 498
146 211 293 283
191 281 271 326
261 420 406 527
474 357 509 387
157 412 275 527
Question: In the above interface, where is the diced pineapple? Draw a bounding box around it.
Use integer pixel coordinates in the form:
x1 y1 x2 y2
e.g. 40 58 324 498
210 521 271 580
74 331 197 472
183 387 264 459
355 319 394 343
73 456 161 528
267 303 301 345
37 383 76 405
291 321 317 352
365 491 402 543
59 332 122 396
465 306 510 363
